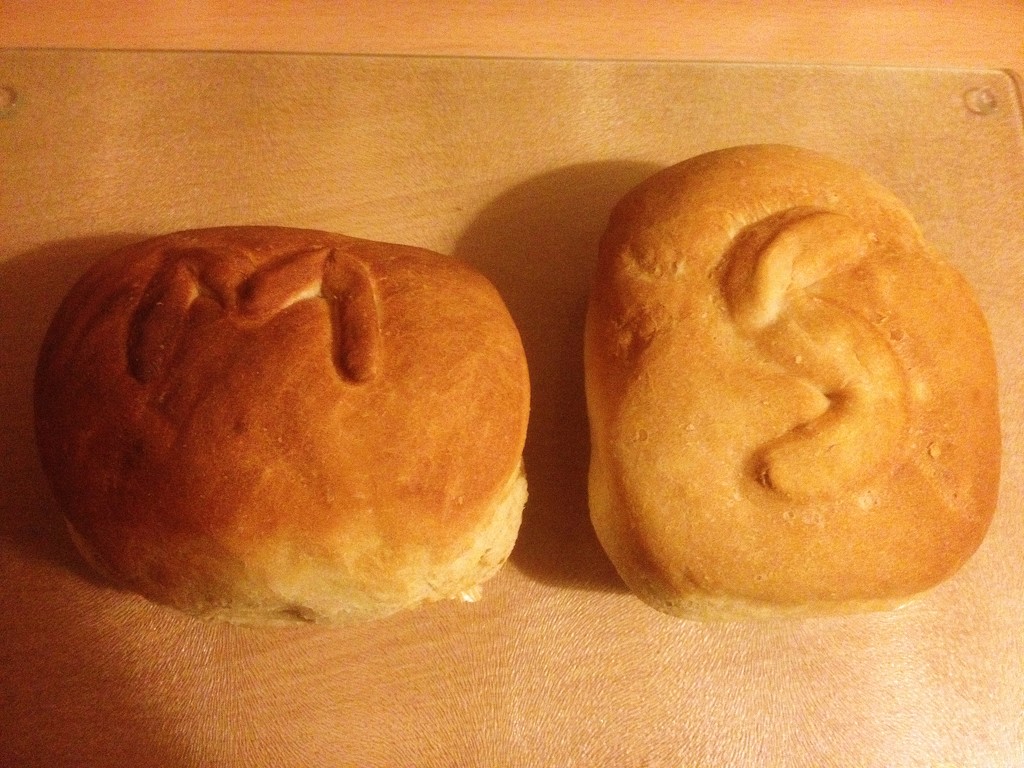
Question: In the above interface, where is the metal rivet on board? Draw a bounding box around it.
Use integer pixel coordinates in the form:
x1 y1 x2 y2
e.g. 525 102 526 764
0 85 17 117
963 86 998 115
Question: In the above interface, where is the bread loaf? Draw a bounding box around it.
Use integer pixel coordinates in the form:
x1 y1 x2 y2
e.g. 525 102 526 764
585 145 1000 618
35 226 530 624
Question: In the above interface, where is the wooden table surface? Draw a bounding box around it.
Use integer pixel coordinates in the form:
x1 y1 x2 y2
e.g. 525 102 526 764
3 5 1023 768
2 0 1023 75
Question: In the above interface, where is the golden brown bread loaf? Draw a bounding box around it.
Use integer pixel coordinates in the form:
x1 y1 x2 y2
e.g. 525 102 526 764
34 226 530 625
584 144 1001 619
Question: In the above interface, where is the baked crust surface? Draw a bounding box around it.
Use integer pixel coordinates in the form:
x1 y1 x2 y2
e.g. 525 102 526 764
35 226 530 624
585 145 1001 618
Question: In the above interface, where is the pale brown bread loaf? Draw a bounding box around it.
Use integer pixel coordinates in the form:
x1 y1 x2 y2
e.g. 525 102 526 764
34 226 530 625
585 144 1001 619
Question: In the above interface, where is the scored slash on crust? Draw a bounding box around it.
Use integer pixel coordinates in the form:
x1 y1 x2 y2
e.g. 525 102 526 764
126 245 382 386
721 206 908 501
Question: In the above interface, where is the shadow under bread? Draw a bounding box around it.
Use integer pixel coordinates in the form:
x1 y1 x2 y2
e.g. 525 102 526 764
452 160 663 594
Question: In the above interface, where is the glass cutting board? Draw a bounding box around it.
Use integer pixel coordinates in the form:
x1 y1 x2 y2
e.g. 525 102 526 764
1 50 1023 767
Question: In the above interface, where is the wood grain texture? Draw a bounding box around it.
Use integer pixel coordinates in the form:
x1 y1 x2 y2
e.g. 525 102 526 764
1 0 1023 75
1 51 1023 766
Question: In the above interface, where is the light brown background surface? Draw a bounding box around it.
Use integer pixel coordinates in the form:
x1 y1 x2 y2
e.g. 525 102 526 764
1 14 1023 768
1 1 1023 74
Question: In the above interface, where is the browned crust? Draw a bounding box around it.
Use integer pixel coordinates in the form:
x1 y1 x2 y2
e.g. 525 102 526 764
34 226 530 623
585 145 1001 619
